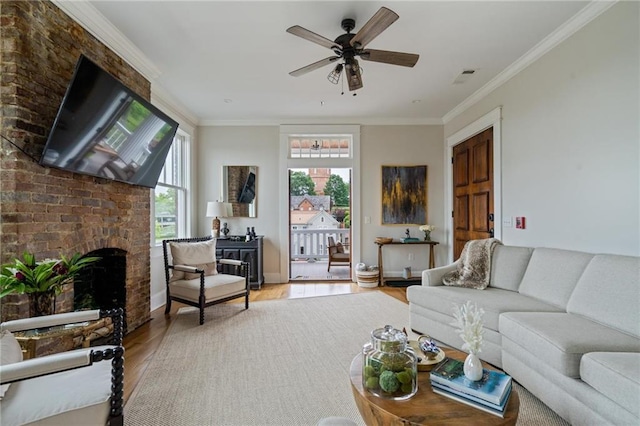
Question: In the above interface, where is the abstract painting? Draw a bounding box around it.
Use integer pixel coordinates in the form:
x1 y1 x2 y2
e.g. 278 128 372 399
381 165 427 225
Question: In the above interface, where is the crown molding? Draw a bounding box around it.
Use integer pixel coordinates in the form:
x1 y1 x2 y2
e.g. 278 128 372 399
51 0 162 81
442 0 617 124
199 117 443 127
151 85 199 130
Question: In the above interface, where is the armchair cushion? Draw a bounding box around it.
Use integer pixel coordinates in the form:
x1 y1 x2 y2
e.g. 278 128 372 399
170 274 247 303
336 242 345 253
169 239 218 281
0 331 23 399
0 345 114 426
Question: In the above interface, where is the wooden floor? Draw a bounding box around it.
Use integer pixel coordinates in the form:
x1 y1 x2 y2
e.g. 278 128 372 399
122 283 408 405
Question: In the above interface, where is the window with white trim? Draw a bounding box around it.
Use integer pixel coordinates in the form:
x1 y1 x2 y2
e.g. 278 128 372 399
153 131 189 244
289 137 351 158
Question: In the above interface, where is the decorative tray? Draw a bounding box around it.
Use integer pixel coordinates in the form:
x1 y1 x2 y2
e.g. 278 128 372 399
409 340 446 371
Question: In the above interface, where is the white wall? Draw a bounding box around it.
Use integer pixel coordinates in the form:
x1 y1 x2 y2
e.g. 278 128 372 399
445 2 639 256
359 125 445 275
194 124 444 284
197 126 282 282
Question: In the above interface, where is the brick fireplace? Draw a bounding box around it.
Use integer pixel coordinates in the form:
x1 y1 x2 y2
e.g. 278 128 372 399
0 0 152 330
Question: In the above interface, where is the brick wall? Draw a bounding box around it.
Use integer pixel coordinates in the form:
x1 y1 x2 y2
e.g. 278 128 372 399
1 0 152 330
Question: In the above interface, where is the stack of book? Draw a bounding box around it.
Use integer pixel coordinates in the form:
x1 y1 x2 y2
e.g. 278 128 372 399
429 357 513 418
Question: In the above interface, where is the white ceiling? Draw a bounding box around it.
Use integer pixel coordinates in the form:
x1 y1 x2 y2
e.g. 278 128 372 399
82 1 590 125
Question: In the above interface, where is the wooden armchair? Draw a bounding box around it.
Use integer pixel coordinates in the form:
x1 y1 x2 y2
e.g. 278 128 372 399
162 236 250 325
327 236 351 272
0 309 124 426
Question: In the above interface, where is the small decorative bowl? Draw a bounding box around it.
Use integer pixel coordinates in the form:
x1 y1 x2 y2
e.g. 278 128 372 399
375 237 393 244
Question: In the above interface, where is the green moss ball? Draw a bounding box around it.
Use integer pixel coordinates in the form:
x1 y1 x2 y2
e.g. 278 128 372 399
365 377 379 389
379 370 400 393
395 371 411 384
364 365 376 378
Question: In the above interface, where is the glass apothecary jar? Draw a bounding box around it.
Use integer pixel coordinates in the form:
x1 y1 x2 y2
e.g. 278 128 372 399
362 325 418 400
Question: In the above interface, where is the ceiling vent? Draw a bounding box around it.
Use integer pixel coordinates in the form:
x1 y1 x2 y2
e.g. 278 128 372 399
453 69 476 85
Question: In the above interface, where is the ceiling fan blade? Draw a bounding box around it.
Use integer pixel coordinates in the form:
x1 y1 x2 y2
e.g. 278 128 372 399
286 25 340 51
360 49 419 67
346 59 363 91
289 56 340 77
349 7 399 49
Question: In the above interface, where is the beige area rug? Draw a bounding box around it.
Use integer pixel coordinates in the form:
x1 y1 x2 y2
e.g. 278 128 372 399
125 292 568 426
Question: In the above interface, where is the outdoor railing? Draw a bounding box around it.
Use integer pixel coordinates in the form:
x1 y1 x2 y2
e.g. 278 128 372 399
290 229 350 261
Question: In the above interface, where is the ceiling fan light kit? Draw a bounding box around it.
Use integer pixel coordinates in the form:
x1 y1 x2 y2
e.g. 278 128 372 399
287 6 419 92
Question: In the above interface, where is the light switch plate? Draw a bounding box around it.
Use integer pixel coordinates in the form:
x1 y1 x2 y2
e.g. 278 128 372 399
503 217 513 227
364 216 371 224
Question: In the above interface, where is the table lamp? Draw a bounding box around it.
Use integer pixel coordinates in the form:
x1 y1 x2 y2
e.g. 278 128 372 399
206 201 227 237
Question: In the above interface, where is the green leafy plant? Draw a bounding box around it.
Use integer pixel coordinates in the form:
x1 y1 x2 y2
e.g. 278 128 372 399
0 251 100 298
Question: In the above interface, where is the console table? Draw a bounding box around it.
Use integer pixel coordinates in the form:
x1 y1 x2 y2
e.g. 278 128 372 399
216 236 264 289
375 240 439 287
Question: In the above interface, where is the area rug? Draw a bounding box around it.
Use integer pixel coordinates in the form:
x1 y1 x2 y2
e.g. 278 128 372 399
125 292 567 426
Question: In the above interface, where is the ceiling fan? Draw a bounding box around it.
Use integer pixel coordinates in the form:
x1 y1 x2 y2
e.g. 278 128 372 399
286 7 419 92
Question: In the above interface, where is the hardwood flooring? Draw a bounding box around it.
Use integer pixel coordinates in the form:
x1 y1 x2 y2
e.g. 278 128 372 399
122 283 408 404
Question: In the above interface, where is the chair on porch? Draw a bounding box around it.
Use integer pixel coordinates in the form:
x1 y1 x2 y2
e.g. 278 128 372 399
162 236 250 325
327 236 351 272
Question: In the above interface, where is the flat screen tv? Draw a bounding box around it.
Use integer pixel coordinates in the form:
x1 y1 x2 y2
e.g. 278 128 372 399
237 170 256 204
40 55 179 188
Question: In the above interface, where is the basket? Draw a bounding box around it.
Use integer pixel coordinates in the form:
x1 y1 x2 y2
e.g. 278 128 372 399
356 270 379 288
375 237 393 244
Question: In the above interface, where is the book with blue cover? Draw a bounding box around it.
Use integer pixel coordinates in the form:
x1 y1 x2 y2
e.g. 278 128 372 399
429 357 512 405
431 380 512 411
431 383 511 418
401 237 420 243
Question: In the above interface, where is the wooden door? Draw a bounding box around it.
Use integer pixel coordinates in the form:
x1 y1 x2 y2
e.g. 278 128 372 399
452 128 494 260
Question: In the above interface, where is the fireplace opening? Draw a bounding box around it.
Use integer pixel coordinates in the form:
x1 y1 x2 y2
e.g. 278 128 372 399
75 248 127 334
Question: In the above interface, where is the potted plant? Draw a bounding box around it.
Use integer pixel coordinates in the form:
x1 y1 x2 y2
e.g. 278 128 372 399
0 251 100 316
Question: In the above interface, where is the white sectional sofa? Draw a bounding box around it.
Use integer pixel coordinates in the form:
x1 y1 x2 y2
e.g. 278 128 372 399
407 246 640 425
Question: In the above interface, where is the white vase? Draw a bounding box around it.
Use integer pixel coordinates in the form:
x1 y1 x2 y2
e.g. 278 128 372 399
463 352 483 381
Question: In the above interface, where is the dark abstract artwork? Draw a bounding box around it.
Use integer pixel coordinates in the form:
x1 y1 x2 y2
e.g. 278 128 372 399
381 165 427 225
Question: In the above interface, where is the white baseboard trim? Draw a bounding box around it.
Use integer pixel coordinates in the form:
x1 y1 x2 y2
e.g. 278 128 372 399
150 290 166 312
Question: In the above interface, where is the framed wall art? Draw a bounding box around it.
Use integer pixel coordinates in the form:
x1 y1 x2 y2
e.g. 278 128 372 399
381 165 427 225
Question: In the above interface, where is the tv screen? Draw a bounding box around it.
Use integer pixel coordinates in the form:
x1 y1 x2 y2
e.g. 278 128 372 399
40 55 179 188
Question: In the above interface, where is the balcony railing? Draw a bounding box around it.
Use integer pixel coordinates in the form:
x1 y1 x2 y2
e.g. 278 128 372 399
290 229 350 260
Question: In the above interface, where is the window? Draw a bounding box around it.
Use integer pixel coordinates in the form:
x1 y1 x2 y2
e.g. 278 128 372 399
289 137 351 158
154 131 190 244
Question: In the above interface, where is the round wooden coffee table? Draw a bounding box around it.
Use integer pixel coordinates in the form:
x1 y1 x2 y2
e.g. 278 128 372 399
350 348 519 425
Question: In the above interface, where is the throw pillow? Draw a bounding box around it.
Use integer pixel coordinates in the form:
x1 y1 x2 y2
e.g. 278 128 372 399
1 330 24 399
336 242 344 253
169 239 218 281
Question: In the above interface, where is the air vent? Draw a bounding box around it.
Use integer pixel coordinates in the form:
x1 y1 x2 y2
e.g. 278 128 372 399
453 69 476 85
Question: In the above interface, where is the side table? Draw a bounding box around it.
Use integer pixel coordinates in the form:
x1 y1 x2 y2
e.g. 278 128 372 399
375 240 439 286
349 348 519 425
14 317 113 359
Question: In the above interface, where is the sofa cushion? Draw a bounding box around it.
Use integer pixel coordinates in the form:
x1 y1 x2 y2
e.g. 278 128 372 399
567 254 640 338
407 286 563 332
0 331 23 399
500 312 640 378
518 248 594 309
0 345 113 426
489 245 533 291
581 352 640 418
170 273 246 303
169 239 218 281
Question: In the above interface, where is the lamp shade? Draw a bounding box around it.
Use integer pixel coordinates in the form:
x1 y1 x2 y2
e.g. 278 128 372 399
206 201 227 218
